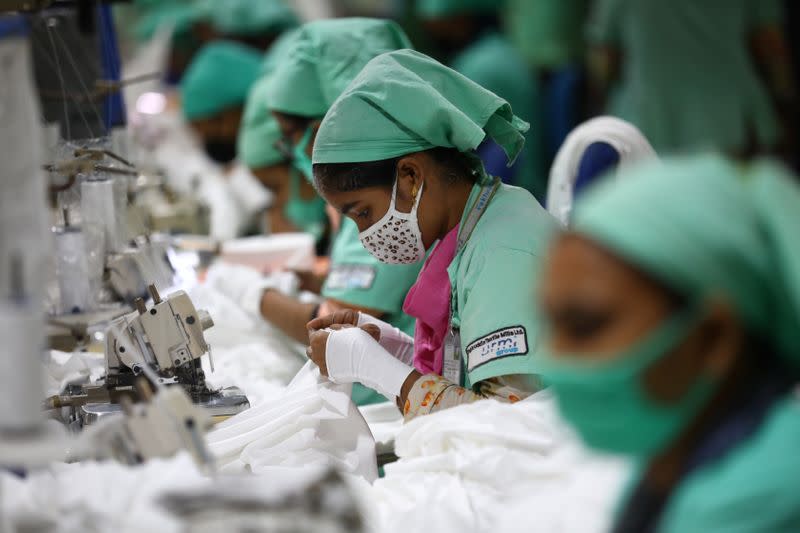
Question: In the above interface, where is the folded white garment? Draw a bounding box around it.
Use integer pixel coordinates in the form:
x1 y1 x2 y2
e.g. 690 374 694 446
207 361 378 482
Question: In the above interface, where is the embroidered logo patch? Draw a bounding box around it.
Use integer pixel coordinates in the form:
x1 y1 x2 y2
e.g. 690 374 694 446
466 326 528 371
325 264 376 291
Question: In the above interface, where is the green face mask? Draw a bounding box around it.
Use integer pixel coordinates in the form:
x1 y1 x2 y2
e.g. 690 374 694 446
291 126 314 183
283 167 327 241
540 306 717 458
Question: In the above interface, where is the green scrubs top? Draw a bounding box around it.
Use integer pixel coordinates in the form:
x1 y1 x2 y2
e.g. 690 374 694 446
451 32 545 199
322 218 421 337
656 397 800 532
448 180 556 388
587 0 782 154
503 0 589 69
324 218 423 405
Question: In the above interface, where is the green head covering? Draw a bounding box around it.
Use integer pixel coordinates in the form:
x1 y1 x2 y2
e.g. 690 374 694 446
266 18 413 118
313 49 529 165
572 154 800 366
416 0 501 18
181 41 262 120
238 76 284 169
260 28 301 75
238 31 302 168
204 0 298 37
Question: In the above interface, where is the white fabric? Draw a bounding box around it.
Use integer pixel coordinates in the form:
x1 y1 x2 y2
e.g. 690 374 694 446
0 453 204 533
547 116 658 226
207 361 378 482
43 350 106 397
325 327 415 400
227 163 272 218
204 261 299 319
357 401 404 456
357 312 415 365
350 390 631 533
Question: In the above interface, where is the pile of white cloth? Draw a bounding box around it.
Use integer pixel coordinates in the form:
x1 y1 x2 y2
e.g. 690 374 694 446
354 390 630 533
0 453 204 533
208 361 379 482
187 275 307 407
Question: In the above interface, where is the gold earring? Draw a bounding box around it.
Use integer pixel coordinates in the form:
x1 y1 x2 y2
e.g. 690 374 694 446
411 183 419 200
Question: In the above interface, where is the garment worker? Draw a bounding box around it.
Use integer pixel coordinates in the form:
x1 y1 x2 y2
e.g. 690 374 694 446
180 40 271 237
306 50 557 420
229 19 424 405
539 154 800 532
587 0 796 159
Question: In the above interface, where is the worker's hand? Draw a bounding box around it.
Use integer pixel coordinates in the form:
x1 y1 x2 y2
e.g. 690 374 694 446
310 327 415 399
289 268 324 294
307 309 360 332
306 329 331 376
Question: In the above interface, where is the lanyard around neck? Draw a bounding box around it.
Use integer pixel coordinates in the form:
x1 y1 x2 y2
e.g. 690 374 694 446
455 177 502 254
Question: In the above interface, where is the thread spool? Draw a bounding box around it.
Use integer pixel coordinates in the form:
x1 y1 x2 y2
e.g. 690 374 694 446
81 178 120 254
0 300 45 432
52 225 92 314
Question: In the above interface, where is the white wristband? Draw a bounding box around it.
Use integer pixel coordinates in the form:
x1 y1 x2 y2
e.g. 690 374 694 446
325 327 415 400
357 313 415 365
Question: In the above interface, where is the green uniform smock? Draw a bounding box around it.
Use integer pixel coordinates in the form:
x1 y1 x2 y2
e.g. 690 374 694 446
651 397 800 532
503 0 589 69
449 179 556 387
587 0 782 154
450 32 545 198
324 218 422 404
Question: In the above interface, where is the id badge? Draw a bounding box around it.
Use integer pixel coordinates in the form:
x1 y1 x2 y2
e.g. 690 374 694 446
442 328 463 386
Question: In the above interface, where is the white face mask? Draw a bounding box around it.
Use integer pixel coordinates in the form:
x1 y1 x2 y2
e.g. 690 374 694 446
359 179 425 265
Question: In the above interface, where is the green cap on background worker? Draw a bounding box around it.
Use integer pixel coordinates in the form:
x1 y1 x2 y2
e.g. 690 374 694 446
181 40 262 164
133 0 213 82
264 17 412 182
202 0 298 50
235 28 328 242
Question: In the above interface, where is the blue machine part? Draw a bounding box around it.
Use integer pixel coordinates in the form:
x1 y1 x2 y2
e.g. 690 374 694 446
0 14 28 39
97 3 125 129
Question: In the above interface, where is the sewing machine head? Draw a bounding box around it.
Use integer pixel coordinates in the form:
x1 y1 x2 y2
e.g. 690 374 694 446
48 285 249 428
106 284 213 384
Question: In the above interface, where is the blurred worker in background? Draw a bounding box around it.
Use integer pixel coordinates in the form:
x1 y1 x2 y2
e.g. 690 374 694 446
586 0 797 160
502 0 589 165
132 0 298 84
198 0 299 52
415 0 546 201
539 154 800 532
238 30 331 249
225 19 424 406
306 50 556 419
180 41 271 237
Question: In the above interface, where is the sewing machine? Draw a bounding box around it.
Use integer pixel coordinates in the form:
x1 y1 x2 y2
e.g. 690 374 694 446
46 284 249 428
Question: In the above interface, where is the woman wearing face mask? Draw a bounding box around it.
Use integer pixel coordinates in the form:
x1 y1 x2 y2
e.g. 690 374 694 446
180 40 271 236
539 154 800 532
223 19 424 406
305 50 557 419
